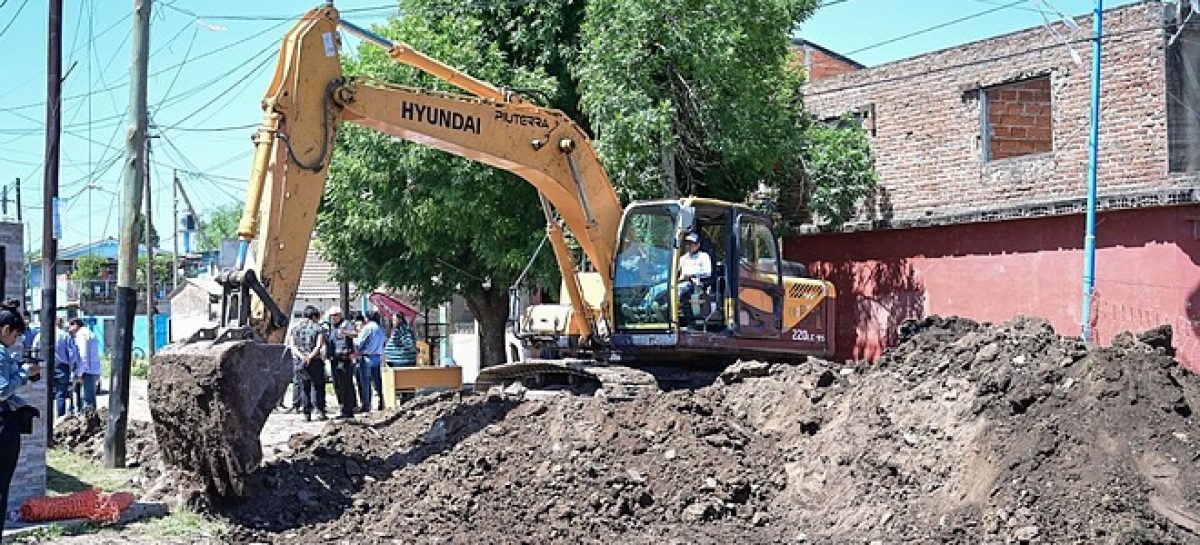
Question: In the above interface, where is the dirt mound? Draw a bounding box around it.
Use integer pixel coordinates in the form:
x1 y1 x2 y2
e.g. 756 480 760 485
53 409 159 468
216 316 1200 543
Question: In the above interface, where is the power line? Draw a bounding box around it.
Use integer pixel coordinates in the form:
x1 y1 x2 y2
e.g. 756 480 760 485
0 17 292 115
0 0 30 40
165 122 258 132
846 0 1025 55
805 24 1158 97
158 42 279 129
160 2 399 21
153 24 200 115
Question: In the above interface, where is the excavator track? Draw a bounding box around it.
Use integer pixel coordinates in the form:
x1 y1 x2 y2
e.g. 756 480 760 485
476 359 660 400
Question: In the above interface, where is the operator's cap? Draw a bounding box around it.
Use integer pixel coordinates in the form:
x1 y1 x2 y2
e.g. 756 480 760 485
685 232 700 243
327 306 343 316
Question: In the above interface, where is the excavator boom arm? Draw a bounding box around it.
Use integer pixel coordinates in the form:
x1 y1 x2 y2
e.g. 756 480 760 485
241 6 622 342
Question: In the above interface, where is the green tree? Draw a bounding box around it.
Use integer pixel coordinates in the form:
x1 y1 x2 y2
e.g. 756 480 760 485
134 213 161 249
318 0 843 364
577 0 818 202
72 254 108 282
198 204 242 251
136 255 174 287
797 117 878 229
318 3 563 366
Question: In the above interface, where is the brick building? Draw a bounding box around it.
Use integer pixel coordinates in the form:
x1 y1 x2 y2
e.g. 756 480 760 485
0 221 45 514
791 38 863 81
791 2 1200 370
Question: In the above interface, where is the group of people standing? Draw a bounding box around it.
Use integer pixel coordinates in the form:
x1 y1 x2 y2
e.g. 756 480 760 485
35 317 103 419
285 306 418 421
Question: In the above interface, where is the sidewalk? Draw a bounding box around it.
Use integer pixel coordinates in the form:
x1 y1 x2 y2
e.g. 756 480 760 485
92 377 334 460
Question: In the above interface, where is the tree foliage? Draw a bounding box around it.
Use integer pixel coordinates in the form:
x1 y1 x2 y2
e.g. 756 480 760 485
71 254 107 282
136 255 174 287
198 204 242 252
134 213 161 249
577 0 818 202
316 0 863 364
317 1 568 364
798 117 877 229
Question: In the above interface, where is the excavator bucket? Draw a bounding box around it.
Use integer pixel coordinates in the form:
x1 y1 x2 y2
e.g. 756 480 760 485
147 338 291 500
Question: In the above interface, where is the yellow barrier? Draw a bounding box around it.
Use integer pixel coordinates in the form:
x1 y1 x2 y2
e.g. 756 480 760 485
381 365 463 408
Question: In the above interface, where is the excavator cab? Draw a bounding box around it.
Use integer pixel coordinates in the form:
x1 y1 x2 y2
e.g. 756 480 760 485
609 198 837 363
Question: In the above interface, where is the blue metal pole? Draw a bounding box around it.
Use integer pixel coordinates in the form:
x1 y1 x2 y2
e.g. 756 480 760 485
1081 0 1103 343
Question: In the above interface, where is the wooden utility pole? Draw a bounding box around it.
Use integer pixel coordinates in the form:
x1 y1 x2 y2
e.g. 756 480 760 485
42 0 62 446
107 0 151 469
144 131 155 359
15 178 25 309
172 169 179 291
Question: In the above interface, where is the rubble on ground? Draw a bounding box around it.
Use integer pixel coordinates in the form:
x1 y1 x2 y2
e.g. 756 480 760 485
211 315 1200 544
53 409 159 469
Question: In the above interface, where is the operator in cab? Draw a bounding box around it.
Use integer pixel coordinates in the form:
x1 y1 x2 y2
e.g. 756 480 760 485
678 231 712 324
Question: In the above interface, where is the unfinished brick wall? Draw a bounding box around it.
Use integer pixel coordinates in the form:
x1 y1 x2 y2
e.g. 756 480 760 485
985 77 1053 160
0 222 44 515
792 40 863 82
801 2 1190 226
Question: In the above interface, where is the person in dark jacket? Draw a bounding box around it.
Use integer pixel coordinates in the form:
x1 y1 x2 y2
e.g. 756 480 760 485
323 307 358 419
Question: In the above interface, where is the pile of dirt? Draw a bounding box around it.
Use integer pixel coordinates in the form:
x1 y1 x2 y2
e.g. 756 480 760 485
53 409 160 468
215 315 1200 543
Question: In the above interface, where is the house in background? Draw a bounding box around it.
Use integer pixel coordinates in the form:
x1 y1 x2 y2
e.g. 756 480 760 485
791 38 864 81
791 1 1200 370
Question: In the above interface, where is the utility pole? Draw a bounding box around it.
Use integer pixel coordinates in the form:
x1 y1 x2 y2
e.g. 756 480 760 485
107 0 151 469
172 169 179 291
339 281 350 318
172 175 198 253
15 179 26 311
42 0 62 447
144 126 155 359
1080 0 1103 343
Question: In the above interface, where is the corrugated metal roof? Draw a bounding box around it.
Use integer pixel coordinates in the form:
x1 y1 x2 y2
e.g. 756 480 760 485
297 247 340 300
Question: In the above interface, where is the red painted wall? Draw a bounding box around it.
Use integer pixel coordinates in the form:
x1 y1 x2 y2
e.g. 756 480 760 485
784 205 1200 372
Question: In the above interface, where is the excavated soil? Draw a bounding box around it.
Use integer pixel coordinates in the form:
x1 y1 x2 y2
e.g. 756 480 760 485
53 409 160 469
212 315 1200 544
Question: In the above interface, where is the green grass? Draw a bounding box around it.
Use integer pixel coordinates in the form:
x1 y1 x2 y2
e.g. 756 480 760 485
46 449 135 494
100 356 150 379
122 507 230 540
11 523 68 543
43 448 231 542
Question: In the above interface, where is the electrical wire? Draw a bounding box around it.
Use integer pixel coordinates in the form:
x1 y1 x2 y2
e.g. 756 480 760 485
158 44 279 130
160 2 399 22
0 17 292 115
805 24 1161 96
846 0 1025 55
165 122 259 133
0 0 30 40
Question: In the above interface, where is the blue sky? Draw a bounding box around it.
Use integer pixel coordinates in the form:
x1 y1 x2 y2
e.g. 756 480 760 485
0 0 1145 252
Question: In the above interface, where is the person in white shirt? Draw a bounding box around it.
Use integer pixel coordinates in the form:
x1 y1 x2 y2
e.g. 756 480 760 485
678 231 712 323
67 318 102 412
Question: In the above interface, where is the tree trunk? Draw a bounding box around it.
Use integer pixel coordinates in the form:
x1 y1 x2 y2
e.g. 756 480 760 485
464 287 510 368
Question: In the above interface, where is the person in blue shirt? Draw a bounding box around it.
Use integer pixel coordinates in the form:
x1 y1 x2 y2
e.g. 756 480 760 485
0 303 34 537
353 312 386 412
31 317 80 419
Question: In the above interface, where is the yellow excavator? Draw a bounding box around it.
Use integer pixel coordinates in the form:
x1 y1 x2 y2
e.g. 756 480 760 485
148 3 836 500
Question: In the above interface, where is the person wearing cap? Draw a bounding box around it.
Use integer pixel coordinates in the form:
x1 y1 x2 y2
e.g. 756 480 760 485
290 305 328 421
678 231 712 325
323 306 358 419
